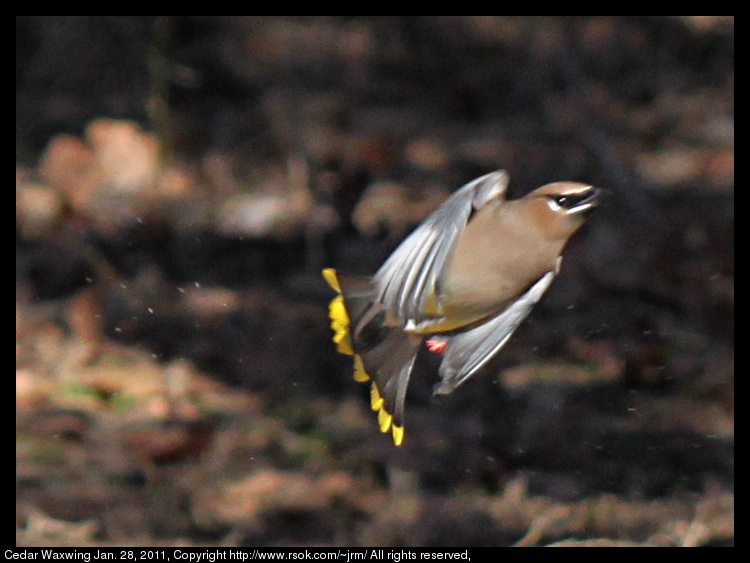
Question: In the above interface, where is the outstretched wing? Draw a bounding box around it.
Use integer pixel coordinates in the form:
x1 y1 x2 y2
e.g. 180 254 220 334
373 170 509 325
434 269 557 396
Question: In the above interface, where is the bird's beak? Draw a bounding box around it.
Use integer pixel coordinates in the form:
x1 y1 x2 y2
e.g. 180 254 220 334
566 186 601 215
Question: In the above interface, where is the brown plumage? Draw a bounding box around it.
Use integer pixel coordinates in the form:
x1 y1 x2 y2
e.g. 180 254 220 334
324 170 599 445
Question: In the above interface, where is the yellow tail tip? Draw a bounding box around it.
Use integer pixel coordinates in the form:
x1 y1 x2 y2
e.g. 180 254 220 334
327 291 354 356
376 408 405 445
353 355 370 382
392 425 405 446
370 383 385 411
377 408 393 433
322 268 342 293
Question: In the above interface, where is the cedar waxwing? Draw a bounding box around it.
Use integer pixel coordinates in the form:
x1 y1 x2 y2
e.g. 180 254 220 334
323 170 599 445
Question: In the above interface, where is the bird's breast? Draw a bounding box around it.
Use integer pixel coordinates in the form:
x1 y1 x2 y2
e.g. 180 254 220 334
433 219 563 331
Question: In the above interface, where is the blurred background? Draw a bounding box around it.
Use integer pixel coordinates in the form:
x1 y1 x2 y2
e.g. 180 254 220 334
16 16 733 547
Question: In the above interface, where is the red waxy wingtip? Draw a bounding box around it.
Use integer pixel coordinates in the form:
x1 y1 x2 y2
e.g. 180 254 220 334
425 338 448 355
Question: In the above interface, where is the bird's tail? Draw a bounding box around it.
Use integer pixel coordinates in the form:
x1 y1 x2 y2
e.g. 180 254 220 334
322 268 421 446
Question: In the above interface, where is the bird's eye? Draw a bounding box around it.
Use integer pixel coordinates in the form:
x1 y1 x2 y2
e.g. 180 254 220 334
547 191 595 211
546 195 569 211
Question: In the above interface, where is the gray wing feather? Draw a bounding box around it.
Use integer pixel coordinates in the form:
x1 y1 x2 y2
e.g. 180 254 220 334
374 170 509 324
434 270 557 395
